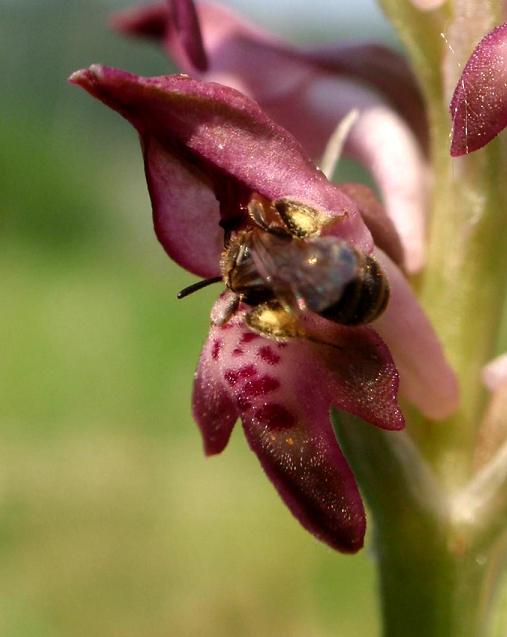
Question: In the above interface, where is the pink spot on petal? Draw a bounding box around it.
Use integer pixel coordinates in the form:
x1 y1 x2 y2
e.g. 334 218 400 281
258 346 281 365
254 403 296 430
232 348 244 357
244 375 280 398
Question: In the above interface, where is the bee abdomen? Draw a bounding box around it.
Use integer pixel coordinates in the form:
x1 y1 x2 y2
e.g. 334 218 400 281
320 254 389 325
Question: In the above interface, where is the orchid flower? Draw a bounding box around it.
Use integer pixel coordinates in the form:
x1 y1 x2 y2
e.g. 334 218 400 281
70 65 456 553
112 0 429 272
70 0 507 633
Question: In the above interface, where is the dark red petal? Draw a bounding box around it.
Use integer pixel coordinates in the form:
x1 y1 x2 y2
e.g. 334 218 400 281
69 65 373 254
110 2 169 40
171 0 208 71
241 412 365 553
192 324 238 455
144 136 222 277
112 2 426 143
297 314 405 431
450 22 507 156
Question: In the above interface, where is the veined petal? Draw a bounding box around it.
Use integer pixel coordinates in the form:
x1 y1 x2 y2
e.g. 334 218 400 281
70 65 373 254
450 22 507 156
374 250 460 420
207 298 399 552
203 294 404 551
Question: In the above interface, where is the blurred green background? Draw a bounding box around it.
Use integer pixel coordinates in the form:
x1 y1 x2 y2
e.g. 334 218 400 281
0 1 384 635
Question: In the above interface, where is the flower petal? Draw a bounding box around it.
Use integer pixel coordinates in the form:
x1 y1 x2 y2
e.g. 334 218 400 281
346 106 428 272
374 250 460 420
338 183 405 269
475 373 507 468
193 318 239 455
110 2 169 40
482 352 507 392
208 311 358 551
300 41 427 146
70 65 373 253
144 136 222 277
112 2 426 140
450 23 507 156
409 0 446 10
170 0 208 71
110 3 428 270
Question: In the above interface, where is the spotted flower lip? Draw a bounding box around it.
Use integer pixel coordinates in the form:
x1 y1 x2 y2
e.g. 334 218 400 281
70 65 458 551
450 22 507 156
111 0 429 273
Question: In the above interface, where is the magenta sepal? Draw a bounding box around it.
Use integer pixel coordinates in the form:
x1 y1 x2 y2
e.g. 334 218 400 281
450 22 507 156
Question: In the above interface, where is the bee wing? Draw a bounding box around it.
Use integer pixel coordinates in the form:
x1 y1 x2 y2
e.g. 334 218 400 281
250 233 359 313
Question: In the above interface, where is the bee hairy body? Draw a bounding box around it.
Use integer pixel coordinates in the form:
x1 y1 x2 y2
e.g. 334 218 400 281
320 251 390 325
221 226 389 327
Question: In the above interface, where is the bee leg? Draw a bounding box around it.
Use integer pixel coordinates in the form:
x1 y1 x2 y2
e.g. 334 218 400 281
245 301 347 353
247 196 289 236
211 294 240 326
245 301 305 340
247 197 272 231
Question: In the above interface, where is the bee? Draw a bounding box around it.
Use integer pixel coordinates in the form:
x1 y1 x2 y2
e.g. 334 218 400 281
178 196 389 339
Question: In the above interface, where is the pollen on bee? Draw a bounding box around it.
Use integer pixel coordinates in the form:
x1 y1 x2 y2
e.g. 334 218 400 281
273 198 326 238
246 301 303 340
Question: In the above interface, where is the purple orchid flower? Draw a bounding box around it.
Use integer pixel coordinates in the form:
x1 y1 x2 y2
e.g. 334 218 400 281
112 0 429 273
450 22 507 156
70 65 457 552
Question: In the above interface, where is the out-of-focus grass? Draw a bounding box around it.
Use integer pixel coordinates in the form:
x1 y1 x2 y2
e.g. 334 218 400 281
0 2 380 635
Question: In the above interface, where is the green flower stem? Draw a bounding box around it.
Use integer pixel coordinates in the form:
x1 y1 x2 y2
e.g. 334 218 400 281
356 3 507 635
338 3 507 635
380 0 507 483
333 413 507 637
418 134 507 484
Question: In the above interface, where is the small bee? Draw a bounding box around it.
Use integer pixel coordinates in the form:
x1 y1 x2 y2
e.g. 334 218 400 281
178 196 389 340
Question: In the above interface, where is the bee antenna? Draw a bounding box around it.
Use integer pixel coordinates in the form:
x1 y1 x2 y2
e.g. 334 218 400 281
177 276 223 299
